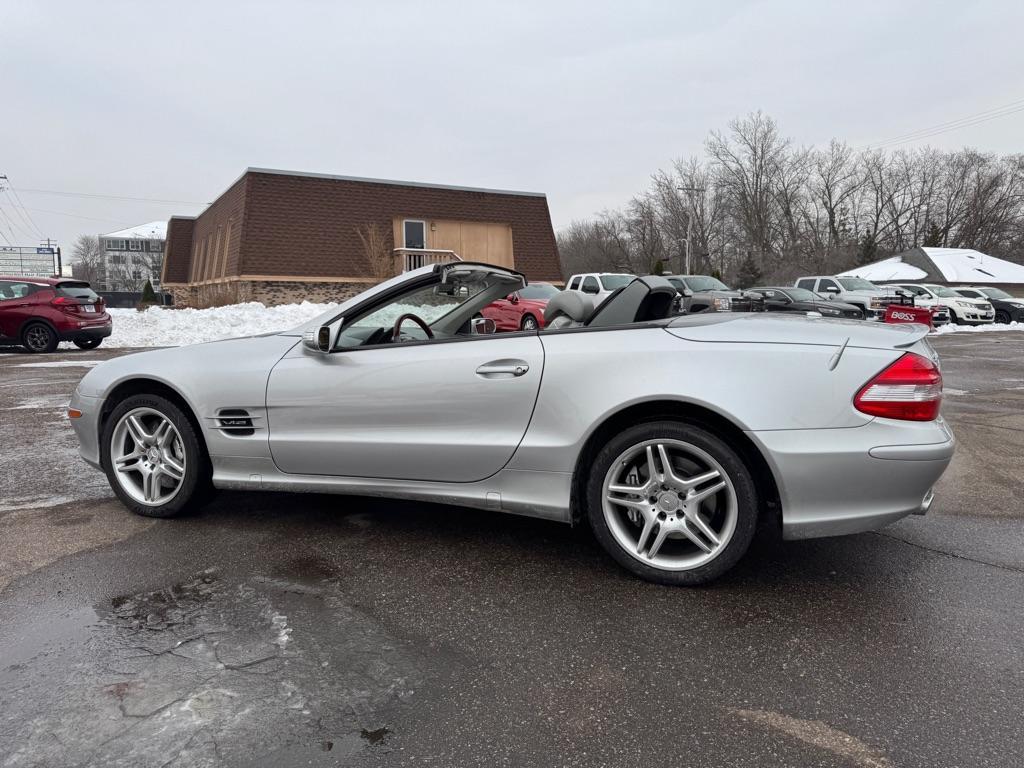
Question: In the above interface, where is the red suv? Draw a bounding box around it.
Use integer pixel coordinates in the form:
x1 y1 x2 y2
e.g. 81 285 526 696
0 276 112 353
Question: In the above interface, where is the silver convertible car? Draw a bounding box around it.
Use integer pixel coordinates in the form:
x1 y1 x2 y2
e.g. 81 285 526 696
69 263 954 585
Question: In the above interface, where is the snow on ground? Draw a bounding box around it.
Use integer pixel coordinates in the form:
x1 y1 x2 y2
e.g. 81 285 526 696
103 300 459 348
932 321 1024 334
105 302 335 347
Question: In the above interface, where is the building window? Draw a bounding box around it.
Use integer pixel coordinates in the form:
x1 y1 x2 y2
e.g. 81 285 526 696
106 239 126 251
129 240 142 251
403 220 426 249
109 254 124 264
149 241 163 252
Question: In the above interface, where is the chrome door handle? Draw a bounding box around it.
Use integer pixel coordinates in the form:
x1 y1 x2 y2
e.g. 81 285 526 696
476 359 530 378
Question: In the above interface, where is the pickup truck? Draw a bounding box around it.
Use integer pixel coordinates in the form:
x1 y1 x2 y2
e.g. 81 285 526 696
564 273 637 306
794 275 903 321
664 275 764 313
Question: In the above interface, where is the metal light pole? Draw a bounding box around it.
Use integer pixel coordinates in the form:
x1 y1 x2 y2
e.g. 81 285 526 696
676 186 704 274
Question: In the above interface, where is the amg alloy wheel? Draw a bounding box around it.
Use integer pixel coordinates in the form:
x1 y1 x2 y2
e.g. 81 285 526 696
587 421 758 585
23 322 57 353
102 394 211 518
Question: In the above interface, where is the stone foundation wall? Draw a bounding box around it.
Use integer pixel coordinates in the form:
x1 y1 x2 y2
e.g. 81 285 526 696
167 280 374 308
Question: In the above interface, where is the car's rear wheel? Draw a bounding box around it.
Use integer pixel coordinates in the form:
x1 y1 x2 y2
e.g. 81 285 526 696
22 322 58 353
74 338 102 350
586 421 758 585
101 394 211 518
521 314 538 331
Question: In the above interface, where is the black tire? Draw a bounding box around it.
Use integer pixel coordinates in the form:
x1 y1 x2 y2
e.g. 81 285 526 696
585 420 759 586
22 322 58 353
995 310 1010 325
948 308 963 325
520 314 538 331
74 338 102 350
100 393 212 518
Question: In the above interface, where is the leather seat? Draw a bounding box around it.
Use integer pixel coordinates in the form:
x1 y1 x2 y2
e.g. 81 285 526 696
544 291 595 329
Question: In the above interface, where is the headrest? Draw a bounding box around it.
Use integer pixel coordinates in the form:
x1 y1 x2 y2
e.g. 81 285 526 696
544 290 594 323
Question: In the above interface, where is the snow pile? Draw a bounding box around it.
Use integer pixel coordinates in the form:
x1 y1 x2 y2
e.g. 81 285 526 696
105 301 335 348
933 321 1024 335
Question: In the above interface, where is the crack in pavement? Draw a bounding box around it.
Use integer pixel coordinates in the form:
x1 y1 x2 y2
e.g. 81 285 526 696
870 530 1024 574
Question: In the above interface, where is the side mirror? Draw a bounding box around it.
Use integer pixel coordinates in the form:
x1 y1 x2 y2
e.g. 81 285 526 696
303 318 343 353
471 316 497 335
824 286 840 295
508 293 520 304
678 287 694 298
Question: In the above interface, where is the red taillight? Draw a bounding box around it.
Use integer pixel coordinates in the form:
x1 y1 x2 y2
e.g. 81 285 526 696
51 296 79 313
854 352 942 421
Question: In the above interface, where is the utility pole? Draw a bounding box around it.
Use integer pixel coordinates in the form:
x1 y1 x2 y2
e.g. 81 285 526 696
676 186 704 274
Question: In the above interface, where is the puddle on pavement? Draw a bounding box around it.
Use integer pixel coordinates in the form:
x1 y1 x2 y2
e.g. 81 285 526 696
0 568 420 767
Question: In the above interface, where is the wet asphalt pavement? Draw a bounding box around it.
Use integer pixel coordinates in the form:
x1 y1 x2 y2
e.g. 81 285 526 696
0 335 1022 767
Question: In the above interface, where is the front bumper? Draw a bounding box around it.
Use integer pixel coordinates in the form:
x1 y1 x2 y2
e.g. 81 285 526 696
69 389 104 470
750 417 954 540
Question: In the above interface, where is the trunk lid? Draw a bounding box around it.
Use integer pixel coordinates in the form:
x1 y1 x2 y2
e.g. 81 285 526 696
666 312 930 349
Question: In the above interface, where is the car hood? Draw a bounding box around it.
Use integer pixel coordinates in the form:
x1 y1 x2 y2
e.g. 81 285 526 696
666 312 929 349
76 334 300 398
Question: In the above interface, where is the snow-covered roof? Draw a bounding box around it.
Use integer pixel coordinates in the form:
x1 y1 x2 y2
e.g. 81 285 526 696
101 221 167 240
838 256 928 281
920 247 1024 284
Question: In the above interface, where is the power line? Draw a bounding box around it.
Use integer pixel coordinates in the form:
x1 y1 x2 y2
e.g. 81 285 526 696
864 97 1024 150
5 181 46 239
15 204 136 226
13 186 207 205
0 201 37 242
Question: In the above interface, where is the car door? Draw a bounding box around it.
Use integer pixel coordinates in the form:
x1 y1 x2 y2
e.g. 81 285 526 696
0 281 37 340
266 335 543 482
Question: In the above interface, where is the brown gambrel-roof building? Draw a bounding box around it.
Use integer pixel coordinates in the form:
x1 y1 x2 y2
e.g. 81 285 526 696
161 168 562 307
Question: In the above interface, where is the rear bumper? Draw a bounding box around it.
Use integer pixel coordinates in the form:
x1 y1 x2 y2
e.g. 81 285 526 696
750 417 954 540
58 320 112 342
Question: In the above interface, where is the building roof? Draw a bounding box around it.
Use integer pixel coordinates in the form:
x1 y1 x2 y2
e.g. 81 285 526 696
101 221 168 240
839 247 1024 285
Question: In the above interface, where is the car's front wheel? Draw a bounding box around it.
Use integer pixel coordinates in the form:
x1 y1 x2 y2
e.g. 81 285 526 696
101 394 211 518
586 421 758 585
995 310 1010 324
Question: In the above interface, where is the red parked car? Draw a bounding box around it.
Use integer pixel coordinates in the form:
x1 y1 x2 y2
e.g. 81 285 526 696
0 276 112 353
480 283 560 331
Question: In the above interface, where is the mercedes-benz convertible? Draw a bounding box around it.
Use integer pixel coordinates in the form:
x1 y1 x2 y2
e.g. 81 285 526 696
69 263 954 585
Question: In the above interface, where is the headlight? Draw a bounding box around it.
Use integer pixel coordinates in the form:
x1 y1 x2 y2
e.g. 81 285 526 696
956 300 974 308
713 297 731 311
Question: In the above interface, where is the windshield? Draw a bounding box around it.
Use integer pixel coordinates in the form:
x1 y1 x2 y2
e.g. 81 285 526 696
837 277 875 291
599 274 635 291
681 276 730 292
924 284 959 298
785 287 819 301
518 283 560 300
980 287 1013 299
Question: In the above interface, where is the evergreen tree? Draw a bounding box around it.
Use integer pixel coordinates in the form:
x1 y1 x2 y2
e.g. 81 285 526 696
141 279 157 304
735 254 762 288
922 222 943 248
652 259 665 275
857 232 878 266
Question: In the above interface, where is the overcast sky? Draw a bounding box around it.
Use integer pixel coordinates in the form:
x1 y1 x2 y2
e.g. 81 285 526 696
2 0 1023 253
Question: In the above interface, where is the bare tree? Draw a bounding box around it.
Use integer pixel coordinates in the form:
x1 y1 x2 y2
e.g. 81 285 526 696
356 222 395 281
70 234 104 285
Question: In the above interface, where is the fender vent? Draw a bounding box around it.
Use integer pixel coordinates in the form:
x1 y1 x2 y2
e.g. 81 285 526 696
215 408 256 437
